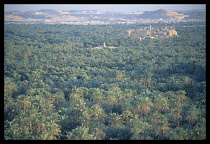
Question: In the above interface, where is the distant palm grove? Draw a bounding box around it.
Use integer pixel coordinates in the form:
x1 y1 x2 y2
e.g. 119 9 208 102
4 22 206 140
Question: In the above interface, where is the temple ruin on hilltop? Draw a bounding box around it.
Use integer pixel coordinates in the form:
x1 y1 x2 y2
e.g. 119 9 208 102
126 25 178 41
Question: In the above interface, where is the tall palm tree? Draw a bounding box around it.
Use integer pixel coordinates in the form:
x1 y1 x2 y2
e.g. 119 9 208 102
106 95 117 109
33 114 48 136
121 110 133 124
154 95 169 113
39 98 55 115
135 96 153 116
154 115 169 139
120 98 133 111
46 112 60 124
106 113 123 128
173 112 182 127
24 108 40 133
66 126 96 140
4 95 14 111
175 90 187 101
130 117 152 140
169 97 184 113
130 126 143 140
190 121 206 140
130 114 143 127
80 109 92 128
140 71 157 88
89 88 104 104
90 104 106 120
4 119 22 140
124 89 136 99
185 105 200 126
4 77 18 98
69 93 82 100
42 122 61 140
107 86 123 103
184 80 196 97
15 95 32 112
92 128 106 140
150 110 162 124
51 91 65 108
170 127 190 140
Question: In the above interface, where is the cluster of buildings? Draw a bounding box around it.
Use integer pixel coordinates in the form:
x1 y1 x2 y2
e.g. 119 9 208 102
126 25 178 40
88 25 178 49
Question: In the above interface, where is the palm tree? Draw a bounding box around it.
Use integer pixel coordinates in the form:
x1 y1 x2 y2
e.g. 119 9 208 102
4 119 22 140
135 96 153 116
70 97 86 110
190 122 206 140
130 114 142 127
33 114 48 136
66 126 96 140
106 95 117 110
4 77 18 98
106 113 123 127
42 122 61 140
140 71 156 88
184 80 196 97
24 108 40 133
107 86 123 103
154 95 170 113
173 112 182 127
129 114 152 139
121 110 133 124
185 105 200 126
13 113 28 131
69 93 82 100
150 110 162 124
130 126 143 140
15 95 32 112
52 91 65 108
90 104 106 120
175 90 187 101
92 128 106 140
46 112 60 124
124 89 136 99
154 115 169 139
170 127 190 140
80 108 92 128
4 95 14 111
89 88 104 104
39 98 55 115
120 98 133 111
171 99 184 112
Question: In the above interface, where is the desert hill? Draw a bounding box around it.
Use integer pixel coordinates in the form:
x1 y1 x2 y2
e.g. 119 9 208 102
4 8 205 23
139 9 189 19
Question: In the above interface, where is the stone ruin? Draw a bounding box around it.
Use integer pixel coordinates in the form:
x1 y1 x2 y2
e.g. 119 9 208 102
126 25 178 41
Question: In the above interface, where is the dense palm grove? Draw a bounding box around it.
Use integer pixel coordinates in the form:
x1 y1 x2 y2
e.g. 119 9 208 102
4 22 206 140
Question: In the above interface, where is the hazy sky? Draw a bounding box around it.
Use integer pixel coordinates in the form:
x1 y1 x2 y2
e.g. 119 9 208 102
4 4 205 12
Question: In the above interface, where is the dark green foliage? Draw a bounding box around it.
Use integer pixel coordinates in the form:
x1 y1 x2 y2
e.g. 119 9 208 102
4 22 206 140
